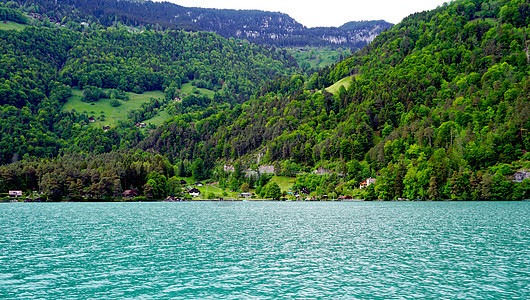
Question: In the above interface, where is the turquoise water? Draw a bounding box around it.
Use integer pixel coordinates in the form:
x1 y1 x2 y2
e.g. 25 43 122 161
0 202 529 299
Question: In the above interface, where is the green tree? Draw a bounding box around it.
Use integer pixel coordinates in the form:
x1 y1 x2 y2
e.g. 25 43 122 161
241 182 250 193
167 176 181 195
143 181 155 200
191 158 205 180
363 183 377 201
146 171 168 199
262 181 281 200
229 176 240 191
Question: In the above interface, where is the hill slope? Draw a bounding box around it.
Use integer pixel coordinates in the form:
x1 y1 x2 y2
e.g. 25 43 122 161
11 0 393 49
0 8 297 165
2 0 530 201
141 0 530 200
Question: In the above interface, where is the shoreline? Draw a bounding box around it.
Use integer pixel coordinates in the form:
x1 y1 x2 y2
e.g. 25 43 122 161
2 199 529 203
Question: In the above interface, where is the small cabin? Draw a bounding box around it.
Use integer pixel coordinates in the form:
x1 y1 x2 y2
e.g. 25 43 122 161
9 190 23 198
122 189 138 198
187 188 201 197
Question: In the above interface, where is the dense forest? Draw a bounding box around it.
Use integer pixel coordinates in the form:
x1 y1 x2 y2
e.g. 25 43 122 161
0 2 298 168
5 0 393 49
139 0 530 200
1 0 530 201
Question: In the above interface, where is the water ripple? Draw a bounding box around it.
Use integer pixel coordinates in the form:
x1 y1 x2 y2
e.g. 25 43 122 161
0 201 528 299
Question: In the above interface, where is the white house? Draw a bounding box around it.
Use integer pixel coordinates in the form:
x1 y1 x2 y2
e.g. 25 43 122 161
187 188 201 197
9 190 23 197
359 178 376 189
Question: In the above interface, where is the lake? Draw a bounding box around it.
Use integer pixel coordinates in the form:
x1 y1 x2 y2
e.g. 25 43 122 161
1 201 528 299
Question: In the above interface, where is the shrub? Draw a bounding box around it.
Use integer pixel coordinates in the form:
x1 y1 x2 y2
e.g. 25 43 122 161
110 99 121 107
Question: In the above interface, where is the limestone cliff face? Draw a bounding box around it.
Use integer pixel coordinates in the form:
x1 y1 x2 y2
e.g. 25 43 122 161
29 0 392 49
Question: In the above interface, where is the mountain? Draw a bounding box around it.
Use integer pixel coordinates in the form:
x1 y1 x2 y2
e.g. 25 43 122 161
0 3 298 168
12 0 393 49
2 0 530 201
139 0 530 200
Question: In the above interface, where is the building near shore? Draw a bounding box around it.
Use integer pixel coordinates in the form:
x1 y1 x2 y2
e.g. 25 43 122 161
9 191 23 198
359 178 376 189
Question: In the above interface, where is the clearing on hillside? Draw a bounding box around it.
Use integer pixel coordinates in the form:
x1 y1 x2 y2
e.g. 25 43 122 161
0 21 27 31
325 75 359 94
270 176 296 193
180 83 215 99
288 48 351 69
62 89 167 127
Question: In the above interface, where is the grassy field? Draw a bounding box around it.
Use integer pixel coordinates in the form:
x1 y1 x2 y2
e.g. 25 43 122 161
196 185 225 197
0 21 27 31
180 83 215 99
178 176 297 200
62 89 167 127
144 109 171 126
325 75 360 94
270 176 296 193
288 48 350 69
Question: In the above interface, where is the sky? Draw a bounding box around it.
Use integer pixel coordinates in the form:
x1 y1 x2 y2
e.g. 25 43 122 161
164 0 450 27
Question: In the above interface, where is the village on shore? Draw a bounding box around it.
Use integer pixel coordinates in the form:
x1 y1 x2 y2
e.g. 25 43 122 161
1 165 378 203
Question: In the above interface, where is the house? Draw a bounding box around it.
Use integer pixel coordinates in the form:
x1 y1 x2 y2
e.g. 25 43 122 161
300 187 310 195
513 170 530 182
88 117 95 122
102 126 111 132
294 187 310 197
238 192 253 198
122 189 138 198
359 178 377 189
186 188 201 197
195 182 204 187
135 122 146 128
9 191 22 198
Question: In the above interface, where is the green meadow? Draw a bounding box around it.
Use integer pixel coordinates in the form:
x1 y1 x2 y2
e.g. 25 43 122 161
325 75 359 94
289 48 350 69
180 83 215 99
0 21 27 31
270 176 296 193
62 89 166 127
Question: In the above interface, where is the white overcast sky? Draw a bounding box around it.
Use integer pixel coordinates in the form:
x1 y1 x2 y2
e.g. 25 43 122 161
164 0 450 27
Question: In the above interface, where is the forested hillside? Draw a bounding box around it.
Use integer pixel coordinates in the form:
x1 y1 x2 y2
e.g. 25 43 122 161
0 4 297 167
7 0 393 49
140 0 530 200
1 0 530 201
